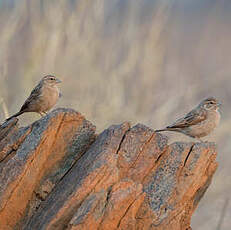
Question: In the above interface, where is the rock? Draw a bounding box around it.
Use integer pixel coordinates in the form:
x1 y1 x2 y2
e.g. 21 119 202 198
0 108 96 230
0 111 217 230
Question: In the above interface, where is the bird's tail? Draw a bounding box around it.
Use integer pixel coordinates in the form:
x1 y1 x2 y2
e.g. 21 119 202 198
6 111 24 121
155 128 168 132
155 127 177 132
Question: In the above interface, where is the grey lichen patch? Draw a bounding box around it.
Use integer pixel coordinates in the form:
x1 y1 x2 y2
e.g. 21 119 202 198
144 143 187 216
187 142 216 171
70 190 107 226
16 116 51 159
117 123 155 163
155 132 168 152
49 119 96 184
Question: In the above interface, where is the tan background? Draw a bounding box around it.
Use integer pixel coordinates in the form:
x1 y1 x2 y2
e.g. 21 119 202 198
0 0 230 229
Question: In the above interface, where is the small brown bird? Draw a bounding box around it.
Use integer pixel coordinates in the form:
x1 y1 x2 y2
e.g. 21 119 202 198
156 97 221 140
7 75 62 120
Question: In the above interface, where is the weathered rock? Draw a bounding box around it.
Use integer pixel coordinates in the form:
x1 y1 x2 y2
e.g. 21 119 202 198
0 111 217 230
0 108 96 230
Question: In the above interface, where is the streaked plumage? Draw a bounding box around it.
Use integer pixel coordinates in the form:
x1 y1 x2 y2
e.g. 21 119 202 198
156 97 221 140
7 75 62 120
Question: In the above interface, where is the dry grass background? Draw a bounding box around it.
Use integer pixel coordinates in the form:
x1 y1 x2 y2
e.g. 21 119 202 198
0 0 231 229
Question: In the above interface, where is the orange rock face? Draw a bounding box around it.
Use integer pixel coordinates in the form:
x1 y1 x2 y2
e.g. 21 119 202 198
0 109 217 230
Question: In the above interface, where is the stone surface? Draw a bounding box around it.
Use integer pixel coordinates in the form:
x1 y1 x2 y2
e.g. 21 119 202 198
0 108 96 230
0 111 218 230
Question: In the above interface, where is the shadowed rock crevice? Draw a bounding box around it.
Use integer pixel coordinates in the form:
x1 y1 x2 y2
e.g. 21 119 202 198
183 144 195 167
0 108 218 230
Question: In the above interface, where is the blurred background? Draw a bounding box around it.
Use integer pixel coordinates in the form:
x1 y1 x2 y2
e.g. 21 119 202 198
0 0 230 229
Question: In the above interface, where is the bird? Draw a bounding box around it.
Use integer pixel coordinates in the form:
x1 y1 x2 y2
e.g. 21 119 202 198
6 75 62 121
155 97 221 141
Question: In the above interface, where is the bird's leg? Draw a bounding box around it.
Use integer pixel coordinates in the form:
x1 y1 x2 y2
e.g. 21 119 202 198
191 136 203 143
39 112 47 117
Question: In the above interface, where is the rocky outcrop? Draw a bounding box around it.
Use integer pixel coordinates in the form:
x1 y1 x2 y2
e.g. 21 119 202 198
0 109 217 230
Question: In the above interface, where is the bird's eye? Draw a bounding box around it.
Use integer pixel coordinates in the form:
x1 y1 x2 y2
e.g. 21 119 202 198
50 77 55 80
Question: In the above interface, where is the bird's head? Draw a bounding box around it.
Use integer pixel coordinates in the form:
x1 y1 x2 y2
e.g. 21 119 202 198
200 97 221 111
42 75 62 86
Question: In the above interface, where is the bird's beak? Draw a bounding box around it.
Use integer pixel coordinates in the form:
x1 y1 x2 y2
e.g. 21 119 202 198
217 102 222 111
56 78 62 84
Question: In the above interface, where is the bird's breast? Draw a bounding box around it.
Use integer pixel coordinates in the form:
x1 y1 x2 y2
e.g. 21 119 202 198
41 85 60 111
189 110 220 138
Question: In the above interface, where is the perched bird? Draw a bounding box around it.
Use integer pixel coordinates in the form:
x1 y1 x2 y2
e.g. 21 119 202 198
7 75 62 120
156 97 221 140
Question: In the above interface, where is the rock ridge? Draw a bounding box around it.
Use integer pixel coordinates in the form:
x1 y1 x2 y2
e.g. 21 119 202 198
0 108 217 230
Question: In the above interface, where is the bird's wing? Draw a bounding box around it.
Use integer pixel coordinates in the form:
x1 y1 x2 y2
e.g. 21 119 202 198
167 108 207 128
20 83 43 112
